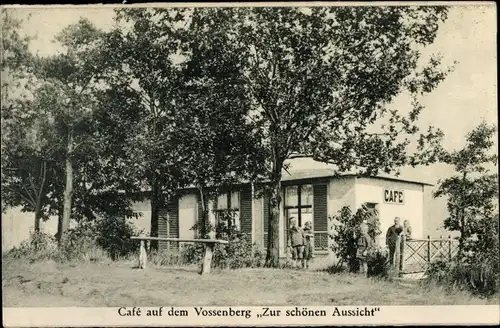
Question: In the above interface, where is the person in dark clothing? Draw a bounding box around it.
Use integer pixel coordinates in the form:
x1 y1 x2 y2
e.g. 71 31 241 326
287 217 305 269
386 217 403 266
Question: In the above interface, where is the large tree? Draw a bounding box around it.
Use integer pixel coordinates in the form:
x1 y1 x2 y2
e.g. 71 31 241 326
99 8 265 242
434 122 498 257
1 9 58 231
187 6 453 267
96 8 193 249
2 13 135 234
30 18 111 240
174 8 266 237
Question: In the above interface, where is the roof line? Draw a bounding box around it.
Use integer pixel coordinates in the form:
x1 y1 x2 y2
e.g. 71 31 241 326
122 172 433 194
345 174 434 186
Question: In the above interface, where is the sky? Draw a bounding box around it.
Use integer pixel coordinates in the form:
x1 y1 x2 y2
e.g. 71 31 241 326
5 4 498 198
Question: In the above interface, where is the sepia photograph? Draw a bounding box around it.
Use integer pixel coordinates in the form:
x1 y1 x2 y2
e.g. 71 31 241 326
1 1 498 326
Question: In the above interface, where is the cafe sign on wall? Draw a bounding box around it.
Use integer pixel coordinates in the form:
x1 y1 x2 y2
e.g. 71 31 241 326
383 189 405 205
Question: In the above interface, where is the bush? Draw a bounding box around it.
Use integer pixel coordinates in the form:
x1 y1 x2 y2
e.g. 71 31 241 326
6 231 58 262
426 258 499 297
58 221 100 261
426 213 499 297
367 246 391 279
329 204 382 274
94 215 142 260
181 209 264 269
181 232 264 269
5 215 142 263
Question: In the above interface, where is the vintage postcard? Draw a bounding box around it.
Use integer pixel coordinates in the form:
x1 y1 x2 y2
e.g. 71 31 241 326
1 1 498 327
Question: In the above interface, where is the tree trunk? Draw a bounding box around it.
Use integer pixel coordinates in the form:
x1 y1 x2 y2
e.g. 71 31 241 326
150 173 160 251
197 185 208 238
59 131 74 244
265 155 283 268
33 160 47 233
34 200 43 233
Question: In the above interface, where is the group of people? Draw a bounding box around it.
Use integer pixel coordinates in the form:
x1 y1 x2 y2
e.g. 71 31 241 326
287 217 314 269
356 216 412 276
286 215 413 274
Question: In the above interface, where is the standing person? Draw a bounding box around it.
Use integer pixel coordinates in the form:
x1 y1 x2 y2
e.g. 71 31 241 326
303 221 314 269
400 219 412 271
356 223 373 277
287 217 305 269
403 219 412 240
386 217 403 266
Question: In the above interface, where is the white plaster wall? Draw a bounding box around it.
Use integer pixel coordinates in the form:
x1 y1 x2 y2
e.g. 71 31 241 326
2 207 67 252
327 177 357 263
327 177 357 217
355 178 424 246
178 194 197 239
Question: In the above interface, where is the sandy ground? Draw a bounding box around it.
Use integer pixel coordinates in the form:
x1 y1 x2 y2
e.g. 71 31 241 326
2 258 495 307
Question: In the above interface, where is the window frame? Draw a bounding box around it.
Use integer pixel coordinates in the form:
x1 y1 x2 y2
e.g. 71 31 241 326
284 184 313 227
214 191 241 231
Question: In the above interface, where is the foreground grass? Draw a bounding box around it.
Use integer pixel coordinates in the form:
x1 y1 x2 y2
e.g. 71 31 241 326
2 257 497 307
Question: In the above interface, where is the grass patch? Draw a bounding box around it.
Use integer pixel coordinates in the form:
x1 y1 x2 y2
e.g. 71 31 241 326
2 257 497 307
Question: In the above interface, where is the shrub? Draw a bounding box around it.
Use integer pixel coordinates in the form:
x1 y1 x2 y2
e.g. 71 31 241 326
426 213 499 297
181 209 264 269
426 257 499 297
329 204 381 274
367 246 391 279
181 231 264 269
6 231 58 262
5 215 142 263
58 221 100 261
94 215 142 260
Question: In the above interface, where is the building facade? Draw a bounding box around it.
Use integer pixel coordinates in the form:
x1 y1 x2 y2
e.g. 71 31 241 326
129 157 432 258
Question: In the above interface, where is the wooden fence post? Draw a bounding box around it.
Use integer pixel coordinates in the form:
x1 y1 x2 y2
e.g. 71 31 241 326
427 235 431 263
400 234 405 272
394 234 401 276
139 239 147 270
448 235 452 261
200 242 214 275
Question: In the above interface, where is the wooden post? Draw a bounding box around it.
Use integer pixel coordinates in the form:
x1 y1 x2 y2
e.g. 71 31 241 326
448 235 452 261
394 234 401 276
139 239 147 269
400 234 405 272
427 235 431 263
200 242 214 275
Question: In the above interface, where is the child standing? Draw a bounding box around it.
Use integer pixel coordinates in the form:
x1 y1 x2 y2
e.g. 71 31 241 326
356 223 373 277
303 221 314 269
287 217 305 269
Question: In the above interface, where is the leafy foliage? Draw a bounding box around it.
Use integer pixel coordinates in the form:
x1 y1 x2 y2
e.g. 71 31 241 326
329 204 381 272
430 122 499 296
178 6 452 266
434 122 498 254
6 216 142 263
182 209 264 269
367 247 391 279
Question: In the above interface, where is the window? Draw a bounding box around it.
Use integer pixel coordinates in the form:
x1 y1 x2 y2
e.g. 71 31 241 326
285 184 313 228
215 191 240 230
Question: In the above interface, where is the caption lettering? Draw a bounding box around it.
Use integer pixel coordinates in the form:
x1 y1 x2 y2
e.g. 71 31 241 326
117 306 381 319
